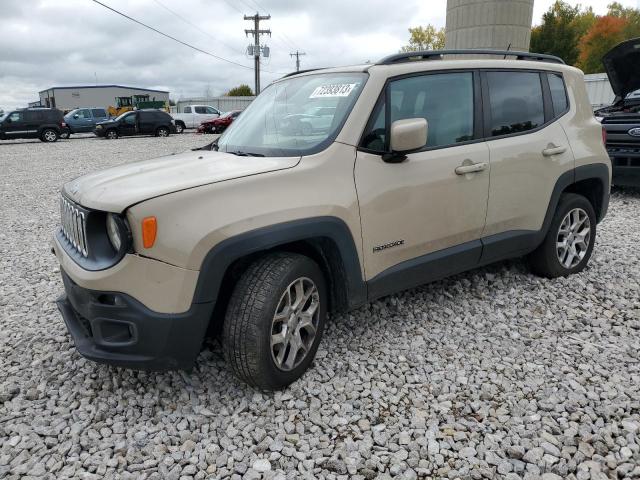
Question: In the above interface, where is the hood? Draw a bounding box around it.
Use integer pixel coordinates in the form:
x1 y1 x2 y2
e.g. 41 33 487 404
63 150 301 212
96 119 118 127
603 37 640 101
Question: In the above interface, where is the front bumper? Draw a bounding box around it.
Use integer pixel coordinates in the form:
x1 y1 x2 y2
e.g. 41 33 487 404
57 270 214 370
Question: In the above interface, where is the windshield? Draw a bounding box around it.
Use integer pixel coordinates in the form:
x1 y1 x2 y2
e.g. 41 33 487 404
217 72 367 157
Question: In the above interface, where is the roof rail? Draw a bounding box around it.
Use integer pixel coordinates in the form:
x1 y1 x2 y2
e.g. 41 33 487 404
377 49 566 65
281 68 325 78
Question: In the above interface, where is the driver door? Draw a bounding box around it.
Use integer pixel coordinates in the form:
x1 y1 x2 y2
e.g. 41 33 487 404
355 71 490 298
119 112 138 136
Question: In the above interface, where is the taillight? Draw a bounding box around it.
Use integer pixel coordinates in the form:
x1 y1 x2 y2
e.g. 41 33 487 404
61 122 66 127
602 126 607 146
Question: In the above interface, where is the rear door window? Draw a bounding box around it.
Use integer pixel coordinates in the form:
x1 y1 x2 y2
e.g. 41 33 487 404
91 109 107 118
184 106 192 113
486 71 545 137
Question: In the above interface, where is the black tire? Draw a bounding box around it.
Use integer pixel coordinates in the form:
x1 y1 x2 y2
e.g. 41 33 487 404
222 252 328 390
175 122 185 134
105 129 118 140
40 128 58 142
156 126 170 137
528 193 596 278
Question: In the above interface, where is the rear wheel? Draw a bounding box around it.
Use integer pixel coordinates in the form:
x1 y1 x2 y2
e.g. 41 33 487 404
222 253 327 390
41 129 58 142
529 193 596 278
105 129 118 140
156 126 170 137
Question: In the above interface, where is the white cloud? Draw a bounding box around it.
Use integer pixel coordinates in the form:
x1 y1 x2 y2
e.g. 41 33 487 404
0 0 637 109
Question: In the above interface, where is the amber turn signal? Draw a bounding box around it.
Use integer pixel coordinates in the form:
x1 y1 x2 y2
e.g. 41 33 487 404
141 216 157 248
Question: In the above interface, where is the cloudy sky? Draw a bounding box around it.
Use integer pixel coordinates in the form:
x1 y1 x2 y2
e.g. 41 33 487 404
1 0 638 109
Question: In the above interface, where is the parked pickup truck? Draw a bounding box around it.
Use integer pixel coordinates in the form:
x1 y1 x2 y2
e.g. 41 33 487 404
172 105 221 133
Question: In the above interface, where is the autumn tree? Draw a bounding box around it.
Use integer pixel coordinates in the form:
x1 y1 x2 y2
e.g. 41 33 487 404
400 25 445 52
607 1 640 37
577 16 627 73
226 84 254 96
530 1 595 65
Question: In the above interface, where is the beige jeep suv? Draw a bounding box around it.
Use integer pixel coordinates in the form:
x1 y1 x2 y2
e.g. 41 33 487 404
53 50 610 390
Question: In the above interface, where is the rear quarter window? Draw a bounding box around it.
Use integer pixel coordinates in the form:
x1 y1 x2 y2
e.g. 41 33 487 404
548 73 569 116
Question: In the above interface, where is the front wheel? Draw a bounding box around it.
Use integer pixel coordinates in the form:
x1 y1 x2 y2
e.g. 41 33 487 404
105 129 118 140
59 131 70 139
222 253 327 390
41 129 59 142
156 126 170 137
528 193 596 278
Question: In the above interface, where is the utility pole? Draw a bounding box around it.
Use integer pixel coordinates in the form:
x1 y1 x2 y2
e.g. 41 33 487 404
244 13 271 95
290 51 306 72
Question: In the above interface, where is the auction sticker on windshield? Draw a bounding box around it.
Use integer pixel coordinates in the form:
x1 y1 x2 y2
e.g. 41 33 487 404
310 83 357 98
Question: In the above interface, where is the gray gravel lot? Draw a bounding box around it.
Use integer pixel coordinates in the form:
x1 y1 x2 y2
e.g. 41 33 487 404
1 133 639 480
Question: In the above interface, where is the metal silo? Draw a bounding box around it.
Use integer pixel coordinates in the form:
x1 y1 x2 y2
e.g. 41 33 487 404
445 0 535 52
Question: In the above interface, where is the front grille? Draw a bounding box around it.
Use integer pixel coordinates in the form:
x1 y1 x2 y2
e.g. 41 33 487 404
60 196 89 257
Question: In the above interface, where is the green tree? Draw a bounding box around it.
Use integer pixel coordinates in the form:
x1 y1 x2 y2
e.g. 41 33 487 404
400 25 445 52
226 84 254 96
530 1 583 65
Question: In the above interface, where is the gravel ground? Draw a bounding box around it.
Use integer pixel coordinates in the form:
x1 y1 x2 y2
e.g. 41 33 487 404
1 133 639 480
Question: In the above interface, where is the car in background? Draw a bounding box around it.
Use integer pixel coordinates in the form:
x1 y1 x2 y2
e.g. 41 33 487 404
596 38 640 187
172 105 221 133
94 109 177 139
63 108 109 137
0 107 68 142
197 110 242 134
279 106 337 135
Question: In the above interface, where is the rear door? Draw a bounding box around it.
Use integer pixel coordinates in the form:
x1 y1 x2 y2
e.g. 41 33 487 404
91 108 108 124
138 111 159 135
481 70 574 261
182 106 195 127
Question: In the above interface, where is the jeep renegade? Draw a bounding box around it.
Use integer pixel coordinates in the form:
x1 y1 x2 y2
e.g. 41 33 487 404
53 50 611 390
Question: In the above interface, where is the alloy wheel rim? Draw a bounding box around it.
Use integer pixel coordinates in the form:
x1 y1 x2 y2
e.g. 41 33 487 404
270 277 320 371
107 131 116 139
159 129 168 137
44 131 56 141
556 208 591 269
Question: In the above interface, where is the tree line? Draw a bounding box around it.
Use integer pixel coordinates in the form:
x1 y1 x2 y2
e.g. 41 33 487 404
401 1 640 74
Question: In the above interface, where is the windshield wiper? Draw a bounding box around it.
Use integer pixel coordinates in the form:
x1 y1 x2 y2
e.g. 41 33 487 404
227 151 265 157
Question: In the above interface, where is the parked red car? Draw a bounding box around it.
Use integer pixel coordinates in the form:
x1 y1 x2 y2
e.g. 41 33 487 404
197 110 242 134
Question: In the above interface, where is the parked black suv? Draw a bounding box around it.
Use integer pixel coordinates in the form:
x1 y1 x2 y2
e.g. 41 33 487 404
94 109 177 139
597 38 640 187
0 108 69 142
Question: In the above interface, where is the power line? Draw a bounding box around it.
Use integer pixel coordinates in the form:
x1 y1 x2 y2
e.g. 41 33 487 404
90 0 284 75
151 0 241 55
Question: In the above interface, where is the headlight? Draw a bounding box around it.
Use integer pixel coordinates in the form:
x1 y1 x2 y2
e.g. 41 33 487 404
106 213 122 251
96 124 103 129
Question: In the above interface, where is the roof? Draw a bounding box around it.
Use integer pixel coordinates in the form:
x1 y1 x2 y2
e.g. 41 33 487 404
39 85 169 94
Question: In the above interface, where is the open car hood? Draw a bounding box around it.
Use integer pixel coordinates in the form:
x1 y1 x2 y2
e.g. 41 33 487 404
603 37 640 101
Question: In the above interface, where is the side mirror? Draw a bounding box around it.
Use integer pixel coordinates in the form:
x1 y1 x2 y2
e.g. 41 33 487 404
73 114 79 119
384 118 428 163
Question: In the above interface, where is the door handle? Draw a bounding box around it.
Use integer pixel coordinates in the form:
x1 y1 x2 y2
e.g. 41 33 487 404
455 162 487 175
542 145 567 157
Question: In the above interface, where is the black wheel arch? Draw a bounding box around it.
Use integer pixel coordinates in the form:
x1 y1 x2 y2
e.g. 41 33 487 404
194 217 367 323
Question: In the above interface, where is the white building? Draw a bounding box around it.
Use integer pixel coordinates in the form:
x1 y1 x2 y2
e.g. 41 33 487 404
38 85 169 112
